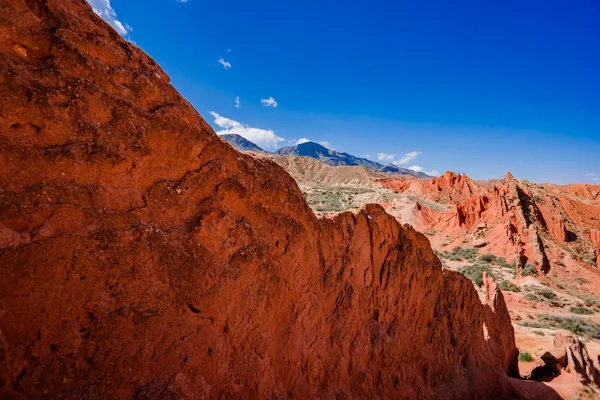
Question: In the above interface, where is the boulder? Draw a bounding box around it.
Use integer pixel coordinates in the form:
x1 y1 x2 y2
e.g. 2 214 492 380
473 238 488 248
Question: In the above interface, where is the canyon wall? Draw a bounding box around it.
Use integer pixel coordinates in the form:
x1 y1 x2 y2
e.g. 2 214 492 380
1 1 519 398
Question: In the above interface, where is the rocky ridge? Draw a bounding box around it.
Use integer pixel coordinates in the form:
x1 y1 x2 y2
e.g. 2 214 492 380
381 171 600 277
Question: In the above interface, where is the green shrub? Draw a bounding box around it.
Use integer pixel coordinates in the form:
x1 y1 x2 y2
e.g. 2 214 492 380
499 280 521 293
518 321 550 329
442 246 479 262
496 257 511 269
478 253 497 263
524 293 539 302
537 289 557 300
570 306 593 315
458 263 497 287
537 314 600 338
521 263 538 277
533 330 545 336
519 352 533 362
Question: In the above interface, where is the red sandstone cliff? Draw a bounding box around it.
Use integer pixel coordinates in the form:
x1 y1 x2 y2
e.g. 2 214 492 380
0 1 522 398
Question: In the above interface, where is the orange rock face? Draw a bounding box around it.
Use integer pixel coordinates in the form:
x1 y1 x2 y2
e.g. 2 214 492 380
382 171 600 282
0 1 522 399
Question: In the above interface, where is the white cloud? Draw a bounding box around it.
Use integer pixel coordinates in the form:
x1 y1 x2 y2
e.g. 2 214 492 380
377 152 395 162
235 96 240 108
210 111 283 149
294 138 334 149
218 58 231 69
177 0 190 2
586 173 600 182
226 48 231 52
395 151 422 165
408 166 440 176
261 97 278 108
88 0 131 35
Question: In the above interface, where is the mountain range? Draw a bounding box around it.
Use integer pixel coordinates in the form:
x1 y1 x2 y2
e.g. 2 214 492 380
220 134 429 178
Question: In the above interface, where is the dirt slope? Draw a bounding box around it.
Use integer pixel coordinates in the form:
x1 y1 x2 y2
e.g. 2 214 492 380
0 1 529 399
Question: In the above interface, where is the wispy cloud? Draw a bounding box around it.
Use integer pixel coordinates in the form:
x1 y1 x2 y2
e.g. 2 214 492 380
261 97 278 108
218 58 231 69
88 0 131 35
235 96 240 108
408 166 440 176
294 138 333 149
394 151 422 165
377 152 395 162
586 172 600 182
210 111 283 149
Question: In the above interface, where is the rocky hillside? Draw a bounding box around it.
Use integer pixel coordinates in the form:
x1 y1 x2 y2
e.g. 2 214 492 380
0 1 529 398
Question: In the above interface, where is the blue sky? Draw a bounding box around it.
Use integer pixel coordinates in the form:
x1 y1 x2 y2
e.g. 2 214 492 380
90 0 599 183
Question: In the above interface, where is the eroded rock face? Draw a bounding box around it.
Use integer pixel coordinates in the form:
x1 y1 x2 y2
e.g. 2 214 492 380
0 1 519 398
381 170 600 278
542 331 600 386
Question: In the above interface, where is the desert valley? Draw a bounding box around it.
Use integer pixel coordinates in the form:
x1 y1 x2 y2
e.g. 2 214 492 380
1 1 599 399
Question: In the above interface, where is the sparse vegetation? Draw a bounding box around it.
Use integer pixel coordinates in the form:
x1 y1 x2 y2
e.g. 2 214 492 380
576 277 588 285
519 352 533 362
499 280 521 293
537 288 557 301
521 263 538 277
477 253 496 263
305 186 374 212
534 314 600 339
533 330 545 336
457 263 497 287
570 306 593 315
438 246 479 262
522 286 561 307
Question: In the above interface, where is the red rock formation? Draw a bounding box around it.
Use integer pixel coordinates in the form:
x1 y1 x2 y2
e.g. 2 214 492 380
382 169 600 278
542 331 600 386
0 1 521 398
590 229 600 268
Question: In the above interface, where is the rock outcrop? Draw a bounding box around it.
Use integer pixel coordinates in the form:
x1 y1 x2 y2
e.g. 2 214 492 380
540 331 600 386
0 1 520 399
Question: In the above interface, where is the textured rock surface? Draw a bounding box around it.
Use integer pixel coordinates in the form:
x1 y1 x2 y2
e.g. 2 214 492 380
381 171 600 281
0 1 522 399
548 331 600 385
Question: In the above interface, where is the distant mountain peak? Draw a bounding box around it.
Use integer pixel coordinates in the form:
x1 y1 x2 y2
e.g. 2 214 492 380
220 134 266 153
276 143 429 178
221 135 430 178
